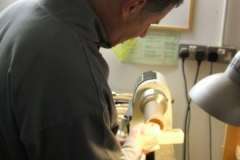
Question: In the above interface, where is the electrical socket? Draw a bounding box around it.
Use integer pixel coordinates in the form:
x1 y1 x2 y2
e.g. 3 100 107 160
178 44 237 64
207 46 237 63
179 44 208 61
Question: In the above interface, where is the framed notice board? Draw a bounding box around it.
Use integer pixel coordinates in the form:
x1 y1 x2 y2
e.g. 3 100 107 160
150 0 194 31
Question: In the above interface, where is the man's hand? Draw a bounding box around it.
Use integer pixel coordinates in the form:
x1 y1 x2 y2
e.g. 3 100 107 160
116 136 126 146
127 122 163 154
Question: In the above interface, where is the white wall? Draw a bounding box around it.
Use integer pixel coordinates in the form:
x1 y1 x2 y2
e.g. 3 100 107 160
0 0 17 11
101 0 239 160
1 0 239 160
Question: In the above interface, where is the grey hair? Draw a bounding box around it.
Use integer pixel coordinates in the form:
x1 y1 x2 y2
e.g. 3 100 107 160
143 0 184 13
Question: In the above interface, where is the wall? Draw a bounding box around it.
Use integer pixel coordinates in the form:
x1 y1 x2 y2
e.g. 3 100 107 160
0 0 239 160
0 0 16 11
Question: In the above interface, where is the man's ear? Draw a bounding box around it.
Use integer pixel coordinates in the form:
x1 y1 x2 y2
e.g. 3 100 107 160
121 0 146 16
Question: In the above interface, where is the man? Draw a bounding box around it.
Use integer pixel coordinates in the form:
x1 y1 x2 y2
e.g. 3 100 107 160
0 0 183 159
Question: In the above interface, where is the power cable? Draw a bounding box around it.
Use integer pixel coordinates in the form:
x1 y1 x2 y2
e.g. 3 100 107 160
207 51 218 160
180 49 205 160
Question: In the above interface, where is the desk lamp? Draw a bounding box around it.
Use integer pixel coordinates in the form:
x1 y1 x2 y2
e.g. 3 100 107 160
189 51 240 126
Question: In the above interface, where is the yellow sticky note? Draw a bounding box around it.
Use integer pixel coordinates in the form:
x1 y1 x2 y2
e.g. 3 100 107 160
112 38 138 60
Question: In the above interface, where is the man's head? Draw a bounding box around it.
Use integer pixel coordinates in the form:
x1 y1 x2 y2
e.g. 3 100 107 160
91 0 183 46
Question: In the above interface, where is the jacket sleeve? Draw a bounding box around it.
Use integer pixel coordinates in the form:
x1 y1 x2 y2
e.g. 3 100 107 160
21 109 122 160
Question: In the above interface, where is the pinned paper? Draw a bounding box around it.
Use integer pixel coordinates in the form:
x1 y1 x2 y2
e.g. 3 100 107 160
112 38 138 60
123 30 180 66
113 30 180 66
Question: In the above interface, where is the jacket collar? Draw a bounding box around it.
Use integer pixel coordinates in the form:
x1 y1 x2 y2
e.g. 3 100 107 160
37 0 111 48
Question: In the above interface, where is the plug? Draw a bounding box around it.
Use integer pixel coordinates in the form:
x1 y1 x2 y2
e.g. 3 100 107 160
208 52 218 62
179 48 189 58
179 48 189 63
195 50 205 66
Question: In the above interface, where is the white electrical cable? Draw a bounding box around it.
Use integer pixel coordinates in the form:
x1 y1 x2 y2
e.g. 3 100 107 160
219 0 228 47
